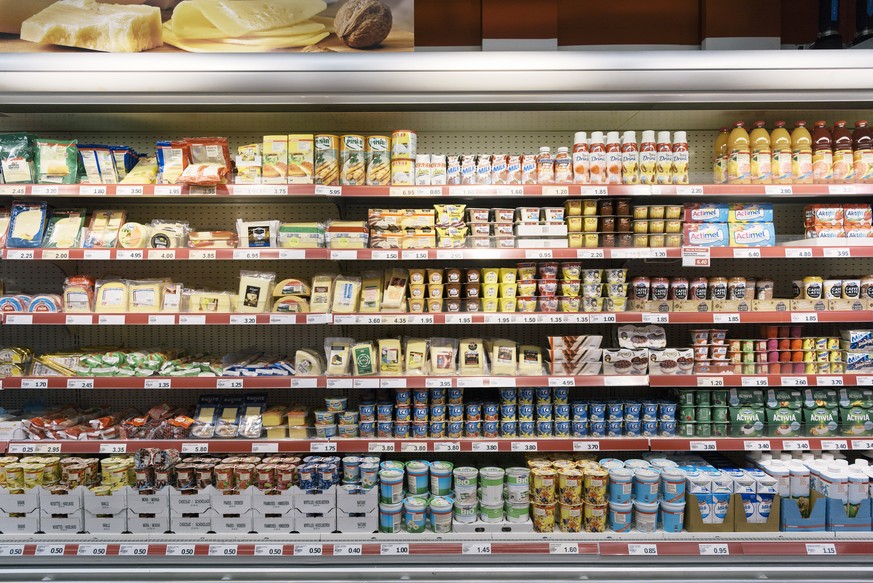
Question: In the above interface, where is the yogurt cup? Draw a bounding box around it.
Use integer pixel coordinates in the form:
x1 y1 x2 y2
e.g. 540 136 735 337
505 501 530 523
453 500 478 523
558 503 584 533
479 467 505 504
430 461 454 496
532 503 556 532
557 468 583 505
531 467 557 504
633 469 660 503
406 461 430 495
314 410 336 425
660 469 686 503
360 463 379 489
429 496 454 533
379 469 405 504
660 500 685 533
379 501 403 533
584 502 607 533
583 469 608 505
479 501 504 523
634 500 659 533
608 468 633 504
325 397 348 412
608 501 633 532
404 496 428 533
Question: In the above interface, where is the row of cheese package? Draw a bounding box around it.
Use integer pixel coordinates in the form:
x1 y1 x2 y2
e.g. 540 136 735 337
29 349 222 379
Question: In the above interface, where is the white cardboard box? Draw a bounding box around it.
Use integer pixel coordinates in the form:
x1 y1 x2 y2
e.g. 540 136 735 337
337 510 377 533
38 486 85 515
84 512 127 534
0 420 26 440
337 487 378 514
0 488 38 514
209 509 253 534
169 486 212 514
0 512 39 534
84 487 127 515
252 488 294 515
40 512 84 534
125 511 169 534
211 487 253 515
452 518 534 533
294 508 336 534
170 515 212 534
252 510 294 534
292 486 336 514
126 487 170 515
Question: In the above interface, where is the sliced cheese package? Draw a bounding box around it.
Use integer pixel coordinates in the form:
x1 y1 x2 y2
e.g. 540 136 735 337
94 279 129 313
84 210 126 248
459 338 486 375
128 279 164 312
295 348 325 376
237 270 276 313
332 276 361 313
162 282 182 312
518 345 544 375
186 289 232 312
43 209 86 248
119 156 157 184
272 295 309 312
63 275 95 312
352 341 377 376
35 139 77 184
7 201 48 248
360 271 383 313
237 219 279 248
489 339 518 376
0 208 9 247
379 338 403 375
324 337 353 375
0 133 35 183
309 274 334 313
429 338 458 376
0 296 29 311
404 338 428 375
383 269 408 310
278 222 324 248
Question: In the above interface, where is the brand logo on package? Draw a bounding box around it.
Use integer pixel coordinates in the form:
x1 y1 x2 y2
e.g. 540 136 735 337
733 226 769 245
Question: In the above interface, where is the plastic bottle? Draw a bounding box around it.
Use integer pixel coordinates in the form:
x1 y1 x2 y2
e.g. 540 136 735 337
536 146 554 184
853 120 873 183
672 131 689 185
812 120 834 184
713 127 729 184
833 120 855 183
606 131 622 184
791 121 813 184
572 131 589 184
771 121 793 184
727 121 751 185
750 121 772 185
639 130 656 185
621 130 640 185
655 131 672 185
554 146 572 184
588 131 607 185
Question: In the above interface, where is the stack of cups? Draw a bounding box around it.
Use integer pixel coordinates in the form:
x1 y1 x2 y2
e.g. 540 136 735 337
504 467 531 523
453 467 479 524
478 467 506 522
379 464 406 534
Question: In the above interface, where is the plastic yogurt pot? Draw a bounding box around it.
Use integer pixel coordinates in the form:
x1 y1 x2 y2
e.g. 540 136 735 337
453 466 478 487
660 500 685 533
325 397 348 412
380 460 404 471
505 501 530 523
430 461 454 496
406 461 430 495
453 500 478 523
379 469 405 504
479 467 505 503
379 501 403 533
633 469 660 503
660 469 686 503
360 463 379 489
633 500 659 533
608 501 633 532
608 468 634 504
479 501 504 523
429 496 454 533
404 496 428 533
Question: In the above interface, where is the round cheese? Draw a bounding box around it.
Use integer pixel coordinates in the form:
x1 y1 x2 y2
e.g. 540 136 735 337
118 222 151 248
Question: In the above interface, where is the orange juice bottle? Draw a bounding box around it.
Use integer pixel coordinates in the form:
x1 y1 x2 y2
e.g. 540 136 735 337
727 121 751 185
791 120 813 184
771 121 793 184
606 131 622 184
833 120 855 183
853 120 873 183
713 127 729 184
750 121 772 184
812 120 833 184
589 131 607 185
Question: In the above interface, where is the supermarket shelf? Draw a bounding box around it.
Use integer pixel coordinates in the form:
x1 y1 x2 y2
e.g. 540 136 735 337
1 183 871 199
0 375 646 390
651 374 873 388
5 311 872 326
649 437 873 453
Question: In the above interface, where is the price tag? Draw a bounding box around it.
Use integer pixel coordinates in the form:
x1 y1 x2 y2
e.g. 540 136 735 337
577 249 606 259
828 184 856 194
181 443 208 454
851 440 873 450
542 314 566 324
154 185 182 196
144 379 171 389
548 377 575 387
380 544 409 556
217 378 245 389
401 442 428 453
402 250 429 260
21 378 48 389
165 545 196 556
472 441 498 452
116 185 144 195
6 315 33 325
251 442 279 453
436 250 463 260
742 377 768 387
353 378 379 389
682 246 711 268
179 315 206 325
334 545 363 556
783 440 811 450
254 545 284 556
82 249 111 260
733 248 761 259
306 314 330 324
445 314 473 325
380 378 406 389
525 249 553 259
677 185 704 195
326 378 352 389
368 442 395 453
371 250 399 260
485 315 513 324
462 543 491 555
362 316 383 325
147 314 175 325
511 441 538 452
147 249 176 260
822 440 848 450
409 315 435 325
6 249 35 260
35 444 61 454
765 185 793 195
32 185 59 195
98 315 125 325
448 187 479 196
332 315 354 325
806 544 837 556
713 313 741 324
42 249 70 260
0 185 26 195
330 250 357 260
233 249 261 260
78 185 107 195
269 314 295 325
858 376 873 386
314 185 342 196
699 544 730 556
781 376 808 386
189 185 217 196
494 186 524 196
582 186 609 195
291 378 318 388
817 376 844 386
426 378 453 388
791 312 818 323
116 249 144 260
824 248 851 258
8 444 34 454
690 441 717 451
643 313 669 324
209 545 238 557
0 545 25 557
389 187 422 196
77 544 107 556
697 377 724 387
230 315 258 325
744 441 771 451
36 544 67 557
310 442 337 453
189 249 217 260
589 313 617 324
434 442 461 452
99 443 127 454
542 186 570 196
549 543 579 555
457 378 486 388
628 544 658 556
278 249 305 259
573 441 600 451
786 248 813 258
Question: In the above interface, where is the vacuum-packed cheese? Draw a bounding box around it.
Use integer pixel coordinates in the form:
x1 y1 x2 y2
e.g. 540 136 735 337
273 278 311 297
405 339 427 374
332 276 361 313
272 295 310 313
490 339 518 376
379 338 402 375
294 348 324 376
309 274 333 312
95 280 129 312
459 338 486 375
128 281 163 312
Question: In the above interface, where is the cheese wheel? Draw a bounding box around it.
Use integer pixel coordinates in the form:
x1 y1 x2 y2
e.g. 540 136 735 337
118 222 151 248
294 348 324 376
273 278 311 297
272 295 310 313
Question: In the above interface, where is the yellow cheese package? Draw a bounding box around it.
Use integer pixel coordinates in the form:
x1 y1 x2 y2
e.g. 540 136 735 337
128 280 164 312
237 219 280 248
162 282 182 312
324 337 353 375
7 201 48 248
262 405 288 428
489 339 518 376
186 289 232 313
332 276 361 313
84 210 126 248
63 275 95 312
274 278 311 297
94 279 129 313
429 338 458 376
35 139 78 184
518 345 544 375
235 143 262 184
459 338 486 375
360 272 383 313
119 156 158 184
262 135 288 184
309 274 334 313
295 348 324 376
404 338 428 375
272 295 310 313
288 134 314 184
238 270 276 313
352 341 377 376
379 338 403 375
118 222 152 249
382 269 408 310
266 426 288 439
43 209 86 248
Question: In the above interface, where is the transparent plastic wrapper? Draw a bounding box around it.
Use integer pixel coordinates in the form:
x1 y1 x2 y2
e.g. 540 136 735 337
119 156 158 184
309 273 335 313
238 270 276 313
0 133 35 183
0 208 9 247
188 230 237 249
94 278 129 312
149 220 189 248
7 201 48 248
332 275 362 313
277 222 325 248
294 348 325 376
404 337 429 375
156 140 188 184
458 338 488 375
324 337 355 376
379 337 403 375
239 394 267 438
429 337 459 376
190 395 221 439
352 341 378 376
215 395 243 438
43 208 86 248
236 218 279 248
488 339 518 376
36 138 78 184
84 210 126 248
183 288 234 313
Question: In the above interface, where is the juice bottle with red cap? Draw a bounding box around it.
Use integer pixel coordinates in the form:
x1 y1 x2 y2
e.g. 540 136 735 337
833 120 855 183
853 120 873 183
727 121 750 185
791 121 813 184
771 121 793 184
812 121 833 184
750 121 772 185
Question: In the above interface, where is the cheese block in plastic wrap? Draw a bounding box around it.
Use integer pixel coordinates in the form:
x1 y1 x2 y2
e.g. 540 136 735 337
332 276 361 313
237 271 275 313
309 274 334 313
379 338 403 375
128 280 163 312
27 294 62 313
187 290 231 312
405 338 427 375
294 349 324 376
273 278 311 297
325 338 352 375
518 345 543 375
94 280 129 313
63 276 94 312
352 342 377 376
272 295 309 313
429 338 457 376
382 269 408 310
490 339 517 376
458 338 486 375
262 405 287 428
360 272 383 313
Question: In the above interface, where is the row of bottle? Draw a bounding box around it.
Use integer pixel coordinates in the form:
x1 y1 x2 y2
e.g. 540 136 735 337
566 130 689 186
715 120 873 185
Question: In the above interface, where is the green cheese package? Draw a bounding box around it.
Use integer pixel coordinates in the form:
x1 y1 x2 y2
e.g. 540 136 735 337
0 133 36 183
36 138 78 184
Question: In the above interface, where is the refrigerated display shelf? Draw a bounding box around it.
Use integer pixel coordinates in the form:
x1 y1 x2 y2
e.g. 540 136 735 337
3 311 871 326
0 183 869 198
650 374 873 388
649 437 873 453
